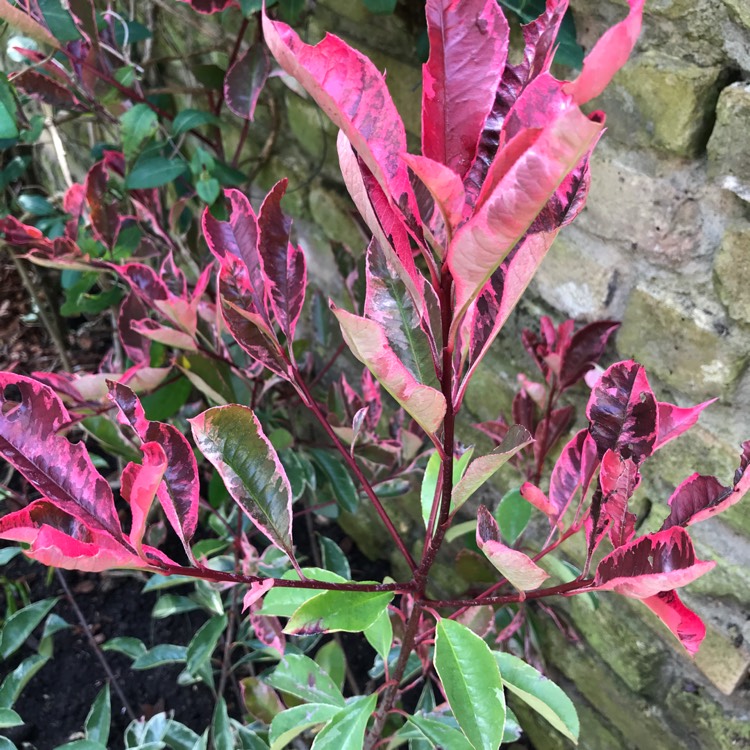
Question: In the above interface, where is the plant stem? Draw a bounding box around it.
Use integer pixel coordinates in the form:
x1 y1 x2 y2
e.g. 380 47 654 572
425 578 594 608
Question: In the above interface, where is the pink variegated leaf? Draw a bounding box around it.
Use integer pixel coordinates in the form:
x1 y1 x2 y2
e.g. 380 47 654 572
476 505 549 591
519 482 557 517
121 442 168 554
0 373 122 540
662 441 750 529
243 578 275 611
548 428 599 523
587 361 657 464
331 305 446 437
584 527 715 599
263 13 417 221
564 0 645 105
250 608 286 658
655 399 716 449
115 262 170 304
456 605 495 638
422 0 509 178
401 154 466 238
85 159 119 249
452 425 534 513
225 42 271 121
130 319 197 351
641 590 706 656
109 383 199 556
190 405 294 558
10 69 82 110
257 179 306 341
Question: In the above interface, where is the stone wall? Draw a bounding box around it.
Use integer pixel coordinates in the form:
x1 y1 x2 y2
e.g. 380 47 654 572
252 1 750 746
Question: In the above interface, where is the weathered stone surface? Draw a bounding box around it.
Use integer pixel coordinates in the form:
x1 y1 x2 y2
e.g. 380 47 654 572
592 52 726 156
693 617 750 696
307 186 365 250
707 83 750 202
723 0 750 29
714 227 750 324
617 285 748 398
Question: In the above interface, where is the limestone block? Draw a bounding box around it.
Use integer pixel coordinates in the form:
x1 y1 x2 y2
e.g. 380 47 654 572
617 285 748 398
693 619 750 696
723 0 750 29
714 227 750 324
707 83 750 202
591 52 726 156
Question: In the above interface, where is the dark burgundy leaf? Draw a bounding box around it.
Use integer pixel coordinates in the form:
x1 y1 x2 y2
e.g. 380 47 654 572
85 160 119 249
118 292 151 364
548 428 599 522
225 42 271 121
10 69 82 109
559 320 620 390
533 405 574 469
586 361 657 464
512 390 537 436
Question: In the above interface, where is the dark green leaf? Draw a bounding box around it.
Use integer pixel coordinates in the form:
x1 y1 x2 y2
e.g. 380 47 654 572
38 0 81 41
85 685 111 746
0 708 22 729
186 615 227 677
132 644 188 670
192 64 226 90
125 156 188 190
212 698 233 750
101 636 147 660
311 449 359 513
17 194 56 216
311 694 377 750
0 654 48 708
319 536 351 579
269 704 339 750
140 376 192 421
113 20 152 46
278 0 304 22
362 0 397 13
0 598 58 659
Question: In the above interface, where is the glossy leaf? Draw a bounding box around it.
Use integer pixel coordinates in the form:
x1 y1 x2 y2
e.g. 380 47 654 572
190 405 294 556
434 618 506 750
132 644 188 670
332 306 446 436
495 488 533 544
422 0 509 178
225 42 271 121
420 450 442 529
0 653 48 708
285 589 394 635
264 654 346 707
477 506 549 591
84 685 111 746
311 449 359 513
311 694 377 750
260 569 347 618
211 697 233 750
319 536 351 580
364 608 393 663
186 615 228 677
172 109 221 136
494 651 579 743
0 597 58 659
451 425 533 512
269 704 341 750
641 590 706 656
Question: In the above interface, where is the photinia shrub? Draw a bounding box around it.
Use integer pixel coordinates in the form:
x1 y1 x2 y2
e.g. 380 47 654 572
0 0 745 748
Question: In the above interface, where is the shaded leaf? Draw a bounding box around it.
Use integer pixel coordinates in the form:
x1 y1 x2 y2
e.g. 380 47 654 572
269 704 340 750
225 42 271 121
125 156 188 190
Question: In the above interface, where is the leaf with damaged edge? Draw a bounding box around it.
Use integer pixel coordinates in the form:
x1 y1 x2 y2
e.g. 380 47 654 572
285 590 393 635
264 654 345 707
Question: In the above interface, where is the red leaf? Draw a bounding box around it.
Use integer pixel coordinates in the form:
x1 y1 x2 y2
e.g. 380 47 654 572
641 590 706 656
257 179 306 341
85 160 119 249
263 13 417 221
558 320 620 390
10 69 82 109
0 373 122 540
422 0 509 178
586 361 657 464
547 428 599 523
655 398 715 450
225 42 271 121
118 292 152 364
590 449 639 551
109 383 199 557
587 527 715 599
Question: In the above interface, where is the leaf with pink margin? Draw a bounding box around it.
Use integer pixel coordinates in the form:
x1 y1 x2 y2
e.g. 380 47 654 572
587 361 657 464
422 0 509 178
115 262 169 304
476 505 549 591
547 428 599 523
121 442 168 554
0 373 122 540
225 42 271 121
257 179 306 341
661 441 750 529
130 319 197 351
592 449 639 550
641 590 706 656
448 100 604 320
85 160 119 249
190 405 294 557
559 321 620 390
109 383 199 556
655 399 716 449
451 425 533 513
263 13 417 220
0 500 90 545
563 0 645 105
401 154 466 237
243 579 275 611
533 405 573 468
584 527 715 599
331 305 446 437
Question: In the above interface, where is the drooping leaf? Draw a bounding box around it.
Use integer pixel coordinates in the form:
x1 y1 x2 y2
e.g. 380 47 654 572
494 652 579 743
264 654 346 707
451 425 533 512
225 42 271 121
310 449 359 513
434 618 506 750
285 589 393 635
319 536 351 580
476 506 549 591
332 306 446 436
190 405 294 556
641 590 707 656
547 429 599 523
310 694 377 750
422 0 509 178
0 653 49 709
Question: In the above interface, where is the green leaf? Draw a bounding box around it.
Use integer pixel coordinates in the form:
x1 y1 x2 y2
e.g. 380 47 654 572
434 619 505 750
269 704 340 750
120 104 159 162
260 569 347 618
85 685 111 746
101 636 147 660
363 608 392 663
265 654 345 707
125 156 188 190
0 597 58 659
285 590 393 635
420 450 441 530
17 193 56 216
311 449 359 513
0 654 48 708
178 353 236 405
311 694 377 750
494 488 532 545
211 697 233 750
38 0 82 41
278 0 304 22
0 708 22 729
140 376 192 422
172 109 221 136
55 741 107 750
0 548 21 565
319 537 351 580
315 640 346 692
190 405 294 555
132 644 188 670
362 0 397 13
152 594 202 619
196 175 221 205
494 652 579 743
0 75 19 145
0 738 17 750
186 615 227 678
408 714 473 750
